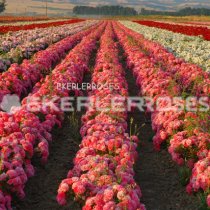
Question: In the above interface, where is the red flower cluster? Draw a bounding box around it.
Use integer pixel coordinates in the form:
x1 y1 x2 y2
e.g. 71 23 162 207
0 22 105 210
57 22 145 210
0 19 84 34
0 16 49 23
134 20 210 41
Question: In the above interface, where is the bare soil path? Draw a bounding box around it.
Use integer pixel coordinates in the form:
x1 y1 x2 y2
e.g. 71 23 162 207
125 62 200 210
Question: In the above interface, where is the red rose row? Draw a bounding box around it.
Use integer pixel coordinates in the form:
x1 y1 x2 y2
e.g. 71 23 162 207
0 19 84 34
133 20 210 41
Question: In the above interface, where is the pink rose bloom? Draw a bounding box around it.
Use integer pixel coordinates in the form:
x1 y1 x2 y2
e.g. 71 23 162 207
103 201 116 210
72 182 86 195
103 188 114 202
57 192 67 206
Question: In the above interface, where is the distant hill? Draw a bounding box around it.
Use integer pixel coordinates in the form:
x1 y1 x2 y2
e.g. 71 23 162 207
3 0 210 15
34 0 210 12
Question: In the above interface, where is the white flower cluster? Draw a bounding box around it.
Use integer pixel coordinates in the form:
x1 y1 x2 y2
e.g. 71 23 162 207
120 21 210 72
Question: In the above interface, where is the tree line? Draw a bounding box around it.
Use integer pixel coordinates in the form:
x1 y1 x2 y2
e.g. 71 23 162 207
73 6 210 16
73 6 137 16
141 7 210 16
0 0 6 13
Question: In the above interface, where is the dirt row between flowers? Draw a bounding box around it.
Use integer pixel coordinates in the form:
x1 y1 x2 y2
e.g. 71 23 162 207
126 67 200 210
13 74 93 210
122 49 200 210
13 113 82 210
13 39 100 210
14 24 199 210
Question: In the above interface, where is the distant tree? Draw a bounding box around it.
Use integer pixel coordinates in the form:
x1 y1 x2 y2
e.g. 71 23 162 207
73 5 137 16
0 0 6 13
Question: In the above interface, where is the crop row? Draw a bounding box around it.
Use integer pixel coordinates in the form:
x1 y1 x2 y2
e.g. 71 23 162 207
119 21 209 95
0 19 84 34
120 21 210 72
0 21 96 71
114 21 210 208
133 20 210 41
0 21 99 105
0 16 49 23
57 21 145 210
0 19 69 26
0 22 106 210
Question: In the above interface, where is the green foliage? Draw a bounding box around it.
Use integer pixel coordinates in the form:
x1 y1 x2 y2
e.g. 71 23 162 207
196 111 210 133
129 117 145 137
178 166 191 186
68 112 81 142
0 0 6 13
184 114 199 137
175 145 199 161
197 192 210 210
0 49 7 56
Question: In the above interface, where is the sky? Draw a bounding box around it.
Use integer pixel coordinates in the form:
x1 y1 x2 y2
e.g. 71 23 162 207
2 0 210 15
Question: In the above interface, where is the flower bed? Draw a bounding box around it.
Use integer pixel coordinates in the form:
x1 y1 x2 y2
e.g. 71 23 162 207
0 19 67 26
120 21 210 72
0 19 84 34
133 20 210 41
0 21 99 105
0 21 105 210
119 21 210 93
57 22 145 210
0 21 97 71
114 21 210 208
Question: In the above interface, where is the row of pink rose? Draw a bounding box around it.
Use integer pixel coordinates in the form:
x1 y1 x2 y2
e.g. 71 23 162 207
57 22 146 210
114 22 210 207
0 21 96 72
0 21 99 105
0 21 87 53
0 22 105 210
119 23 209 97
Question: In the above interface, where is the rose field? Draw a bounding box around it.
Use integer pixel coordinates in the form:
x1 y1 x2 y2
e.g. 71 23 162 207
0 19 209 210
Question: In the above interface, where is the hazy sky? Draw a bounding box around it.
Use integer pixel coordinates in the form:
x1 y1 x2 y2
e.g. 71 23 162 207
3 0 74 14
2 0 210 14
